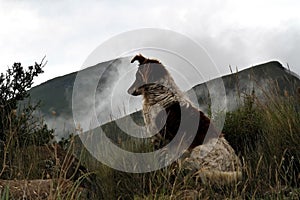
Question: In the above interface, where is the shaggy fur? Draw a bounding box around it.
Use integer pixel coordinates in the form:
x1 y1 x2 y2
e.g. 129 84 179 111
128 54 219 150
183 137 242 183
128 54 242 182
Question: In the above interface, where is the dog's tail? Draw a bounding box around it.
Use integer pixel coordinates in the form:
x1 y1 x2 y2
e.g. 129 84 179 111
195 169 242 185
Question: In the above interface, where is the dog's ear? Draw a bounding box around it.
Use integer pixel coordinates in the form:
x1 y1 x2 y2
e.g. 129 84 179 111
131 54 147 64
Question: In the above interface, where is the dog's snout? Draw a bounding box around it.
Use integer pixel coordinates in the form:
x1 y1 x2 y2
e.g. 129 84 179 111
127 87 135 95
128 85 140 96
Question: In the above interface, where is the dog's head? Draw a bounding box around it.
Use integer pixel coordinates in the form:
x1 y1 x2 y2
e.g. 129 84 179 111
127 54 168 96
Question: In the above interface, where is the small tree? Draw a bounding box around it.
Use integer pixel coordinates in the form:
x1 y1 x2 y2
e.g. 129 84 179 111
0 58 54 148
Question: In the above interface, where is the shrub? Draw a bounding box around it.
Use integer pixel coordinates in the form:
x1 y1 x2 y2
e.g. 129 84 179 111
0 59 54 178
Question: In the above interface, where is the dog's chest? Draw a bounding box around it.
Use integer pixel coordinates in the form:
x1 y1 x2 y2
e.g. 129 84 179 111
142 100 166 135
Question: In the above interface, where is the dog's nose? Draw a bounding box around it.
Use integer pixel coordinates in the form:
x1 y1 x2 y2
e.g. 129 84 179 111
127 87 136 95
128 87 141 96
127 87 133 94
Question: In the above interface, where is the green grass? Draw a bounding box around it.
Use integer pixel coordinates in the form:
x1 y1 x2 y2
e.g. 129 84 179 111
0 185 9 200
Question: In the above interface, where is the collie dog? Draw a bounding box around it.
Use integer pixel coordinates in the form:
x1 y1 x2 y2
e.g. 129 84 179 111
128 54 242 183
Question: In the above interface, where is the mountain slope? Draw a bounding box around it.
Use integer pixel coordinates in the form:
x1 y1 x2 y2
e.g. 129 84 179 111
188 61 300 113
28 59 300 139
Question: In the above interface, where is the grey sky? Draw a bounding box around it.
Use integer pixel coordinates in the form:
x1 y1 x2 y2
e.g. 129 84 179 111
0 0 300 86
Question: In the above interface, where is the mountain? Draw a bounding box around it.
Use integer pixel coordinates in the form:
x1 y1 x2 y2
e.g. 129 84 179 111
187 61 300 113
28 57 127 139
28 59 300 139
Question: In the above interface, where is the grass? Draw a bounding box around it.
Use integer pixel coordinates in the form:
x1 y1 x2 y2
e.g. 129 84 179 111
0 111 91 199
0 185 9 200
77 80 300 199
1 80 299 199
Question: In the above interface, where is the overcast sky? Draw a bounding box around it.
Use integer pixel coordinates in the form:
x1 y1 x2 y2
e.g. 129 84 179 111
1 0 300 86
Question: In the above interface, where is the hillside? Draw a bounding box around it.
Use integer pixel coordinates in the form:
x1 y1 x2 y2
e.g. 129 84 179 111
28 57 125 138
188 61 300 113
28 59 300 139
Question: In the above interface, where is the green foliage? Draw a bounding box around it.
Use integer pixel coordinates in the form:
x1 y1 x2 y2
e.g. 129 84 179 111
0 61 43 108
223 86 300 196
0 59 53 146
223 90 264 157
0 185 9 200
0 59 54 180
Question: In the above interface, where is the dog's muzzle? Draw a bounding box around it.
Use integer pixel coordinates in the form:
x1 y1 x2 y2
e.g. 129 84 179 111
127 86 140 96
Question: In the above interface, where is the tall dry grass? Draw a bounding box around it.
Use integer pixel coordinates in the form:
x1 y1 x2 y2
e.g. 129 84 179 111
80 81 300 199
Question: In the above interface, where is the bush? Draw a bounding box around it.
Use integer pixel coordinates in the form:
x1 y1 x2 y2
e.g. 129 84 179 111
223 86 300 197
223 90 264 157
0 59 54 178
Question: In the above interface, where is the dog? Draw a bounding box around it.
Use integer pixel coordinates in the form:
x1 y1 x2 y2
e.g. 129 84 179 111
127 54 242 183
127 54 219 151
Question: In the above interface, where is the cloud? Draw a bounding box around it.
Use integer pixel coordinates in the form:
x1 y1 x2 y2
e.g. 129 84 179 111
0 0 299 84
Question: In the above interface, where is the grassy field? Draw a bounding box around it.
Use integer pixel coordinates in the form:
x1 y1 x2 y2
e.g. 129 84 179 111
1 83 300 199
74 83 300 199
